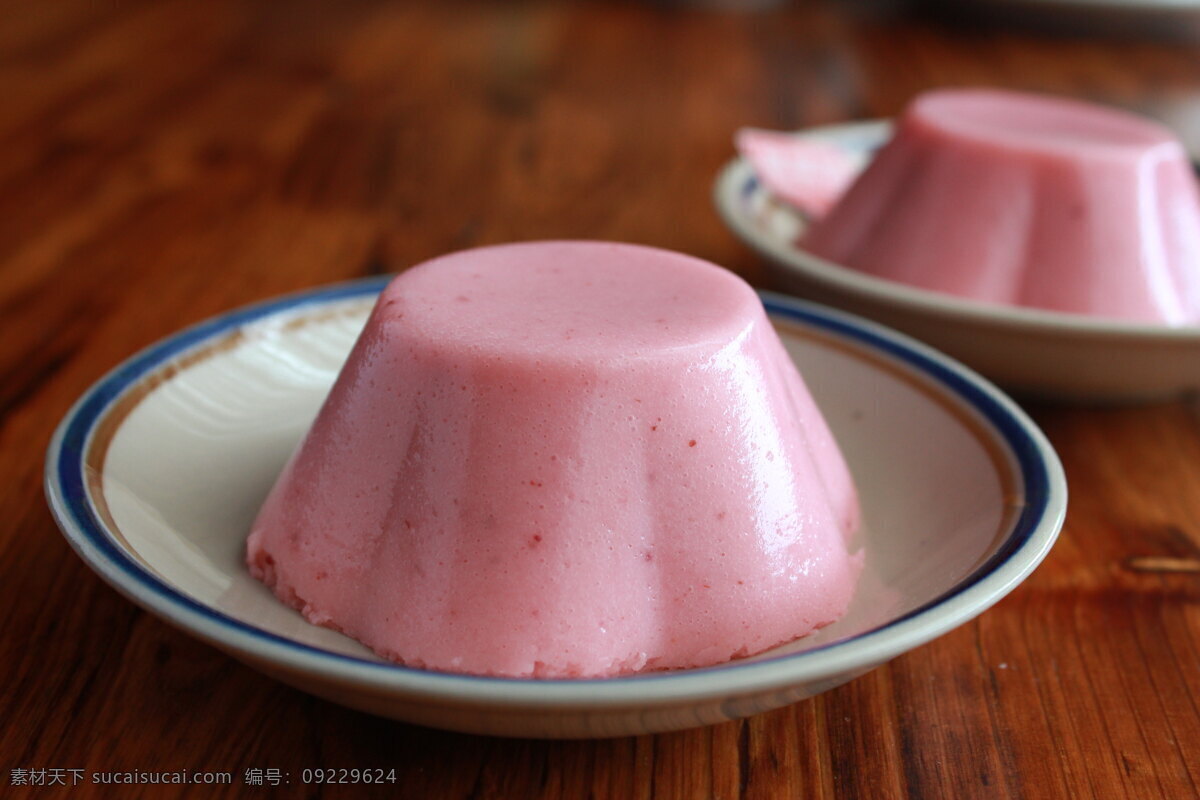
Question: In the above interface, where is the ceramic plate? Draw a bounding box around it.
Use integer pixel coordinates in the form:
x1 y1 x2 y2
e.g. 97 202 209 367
714 120 1200 402
45 278 1065 738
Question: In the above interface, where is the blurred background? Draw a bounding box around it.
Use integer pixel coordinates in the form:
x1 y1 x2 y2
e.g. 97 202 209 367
5 0 1197 312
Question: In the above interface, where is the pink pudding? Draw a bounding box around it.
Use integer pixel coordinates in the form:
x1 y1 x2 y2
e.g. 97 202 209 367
802 89 1200 325
736 128 864 218
247 241 862 678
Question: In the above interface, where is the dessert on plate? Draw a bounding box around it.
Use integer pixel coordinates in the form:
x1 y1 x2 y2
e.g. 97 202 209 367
744 89 1200 325
247 241 862 678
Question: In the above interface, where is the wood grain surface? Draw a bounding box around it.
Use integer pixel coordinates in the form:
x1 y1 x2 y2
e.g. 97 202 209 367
3 1 1200 797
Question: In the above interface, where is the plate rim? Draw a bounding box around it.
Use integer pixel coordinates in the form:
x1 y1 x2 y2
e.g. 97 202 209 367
44 278 1066 708
715 119 1200 343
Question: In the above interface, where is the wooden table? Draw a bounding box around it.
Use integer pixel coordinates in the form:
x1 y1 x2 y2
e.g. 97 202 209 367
3 1 1199 796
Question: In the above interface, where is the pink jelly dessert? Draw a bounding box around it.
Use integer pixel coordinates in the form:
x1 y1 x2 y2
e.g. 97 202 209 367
802 89 1200 325
736 128 864 218
247 241 862 678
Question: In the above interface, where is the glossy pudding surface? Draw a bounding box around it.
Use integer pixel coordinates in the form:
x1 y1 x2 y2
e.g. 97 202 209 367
803 89 1200 325
248 242 862 677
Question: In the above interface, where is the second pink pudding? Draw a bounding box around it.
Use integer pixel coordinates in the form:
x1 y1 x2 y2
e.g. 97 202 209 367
802 89 1200 325
247 241 863 678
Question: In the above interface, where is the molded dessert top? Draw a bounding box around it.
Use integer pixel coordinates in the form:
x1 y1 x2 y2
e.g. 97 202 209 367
380 241 762 361
908 89 1181 159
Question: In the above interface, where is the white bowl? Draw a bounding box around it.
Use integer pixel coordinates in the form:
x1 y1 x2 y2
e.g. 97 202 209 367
45 278 1065 738
715 120 1200 402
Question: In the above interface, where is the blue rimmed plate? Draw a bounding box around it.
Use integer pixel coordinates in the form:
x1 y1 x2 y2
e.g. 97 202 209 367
45 278 1065 738
715 120 1200 402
